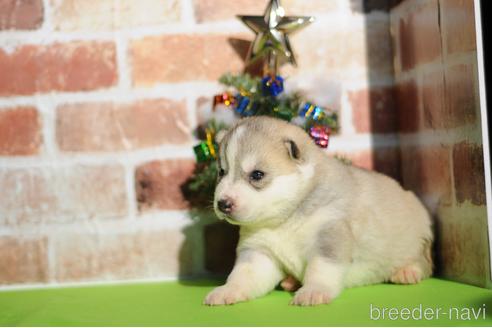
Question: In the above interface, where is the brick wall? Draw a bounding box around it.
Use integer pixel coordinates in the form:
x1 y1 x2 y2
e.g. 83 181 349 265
0 0 397 286
390 0 489 287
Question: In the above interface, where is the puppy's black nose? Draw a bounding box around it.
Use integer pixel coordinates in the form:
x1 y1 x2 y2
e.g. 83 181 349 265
218 198 234 214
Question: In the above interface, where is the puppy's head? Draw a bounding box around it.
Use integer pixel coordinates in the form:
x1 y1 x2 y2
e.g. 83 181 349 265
213 117 316 227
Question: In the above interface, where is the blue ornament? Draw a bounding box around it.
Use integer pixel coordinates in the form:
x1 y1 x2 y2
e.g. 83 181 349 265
235 94 256 116
235 95 250 114
262 75 284 96
299 102 325 121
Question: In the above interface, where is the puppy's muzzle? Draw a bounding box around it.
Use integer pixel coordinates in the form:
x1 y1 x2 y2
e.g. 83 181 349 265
217 198 234 215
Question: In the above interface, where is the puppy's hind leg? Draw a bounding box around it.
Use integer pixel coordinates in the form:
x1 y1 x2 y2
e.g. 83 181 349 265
389 264 424 284
390 238 433 285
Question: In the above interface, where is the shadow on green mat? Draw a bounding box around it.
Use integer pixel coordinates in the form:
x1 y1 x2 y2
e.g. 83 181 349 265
177 279 225 287
1 278 492 327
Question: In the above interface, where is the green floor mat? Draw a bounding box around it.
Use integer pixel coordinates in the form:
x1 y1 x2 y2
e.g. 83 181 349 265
0 278 491 326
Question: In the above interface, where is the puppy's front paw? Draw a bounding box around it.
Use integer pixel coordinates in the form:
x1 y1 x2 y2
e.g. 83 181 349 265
204 285 249 306
290 286 333 306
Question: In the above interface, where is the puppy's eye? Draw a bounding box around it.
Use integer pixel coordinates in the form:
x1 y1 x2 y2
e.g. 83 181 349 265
218 168 226 178
249 170 265 181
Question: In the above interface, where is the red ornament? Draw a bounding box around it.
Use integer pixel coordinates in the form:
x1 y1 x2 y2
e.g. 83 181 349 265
213 92 235 108
309 125 331 148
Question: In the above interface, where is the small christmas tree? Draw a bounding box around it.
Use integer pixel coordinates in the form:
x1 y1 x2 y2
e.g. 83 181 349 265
183 0 340 208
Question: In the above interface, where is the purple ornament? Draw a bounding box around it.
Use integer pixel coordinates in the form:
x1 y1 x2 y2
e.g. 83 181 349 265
309 125 331 148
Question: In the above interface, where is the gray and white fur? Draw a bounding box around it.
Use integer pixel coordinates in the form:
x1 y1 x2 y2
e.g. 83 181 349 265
204 116 433 306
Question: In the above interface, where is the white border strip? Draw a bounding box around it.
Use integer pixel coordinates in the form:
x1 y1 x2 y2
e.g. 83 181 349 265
0 276 180 292
473 0 492 280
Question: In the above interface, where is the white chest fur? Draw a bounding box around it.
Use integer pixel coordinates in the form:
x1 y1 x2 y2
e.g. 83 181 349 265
238 212 327 280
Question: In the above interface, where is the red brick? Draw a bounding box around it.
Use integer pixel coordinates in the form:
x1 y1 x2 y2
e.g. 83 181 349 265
136 159 195 211
399 0 441 71
0 41 117 96
395 79 420 133
453 142 485 205
422 64 478 129
56 99 190 152
445 63 478 127
400 145 452 208
422 68 447 129
0 0 43 30
441 0 477 55
130 35 245 86
0 165 127 225
349 87 396 134
0 236 48 284
193 0 338 22
343 147 401 181
50 0 180 31
0 107 41 155
53 229 193 282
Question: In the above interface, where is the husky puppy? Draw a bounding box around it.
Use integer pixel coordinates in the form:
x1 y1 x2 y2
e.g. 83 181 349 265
204 116 433 306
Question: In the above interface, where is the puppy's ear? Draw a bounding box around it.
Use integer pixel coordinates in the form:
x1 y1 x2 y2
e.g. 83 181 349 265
215 129 228 144
284 139 302 162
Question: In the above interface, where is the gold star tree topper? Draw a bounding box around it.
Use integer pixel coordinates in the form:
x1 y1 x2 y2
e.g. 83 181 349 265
238 0 314 73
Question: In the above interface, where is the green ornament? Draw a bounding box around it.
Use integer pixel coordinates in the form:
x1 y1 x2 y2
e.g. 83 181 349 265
194 142 217 163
